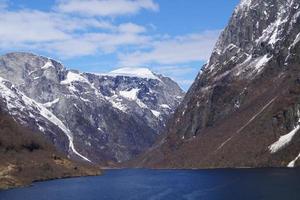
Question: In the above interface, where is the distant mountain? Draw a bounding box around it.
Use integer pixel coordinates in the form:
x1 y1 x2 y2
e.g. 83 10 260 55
135 0 300 168
0 52 184 165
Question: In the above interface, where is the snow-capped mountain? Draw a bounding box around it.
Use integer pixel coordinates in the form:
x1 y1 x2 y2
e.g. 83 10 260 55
0 52 184 164
135 0 300 168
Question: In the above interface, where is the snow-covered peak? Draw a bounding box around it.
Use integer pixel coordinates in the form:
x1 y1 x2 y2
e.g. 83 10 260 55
238 0 252 9
107 67 160 80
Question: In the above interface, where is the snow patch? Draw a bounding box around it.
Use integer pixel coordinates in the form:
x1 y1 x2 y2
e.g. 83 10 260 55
239 0 252 9
136 99 148 109
256 4 289 46
291 32 300 47
112 102 127 112
269 125 300 153
236 55 252 72
43 98 59 108
105 94 128 112
288 152 300 168
61 71 89 85
22 96 91 162
80 97 91 103
119 88 148 109
61 72 103 99
119 88 139 101
254 55 272 72
38 124 45 132
160 104 171 109
106 67 160 80
151 110 160 118
41 60 54 70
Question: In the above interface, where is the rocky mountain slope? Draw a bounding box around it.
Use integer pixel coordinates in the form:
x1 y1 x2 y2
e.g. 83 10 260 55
0 52 184 165
0 105 100 190
134 0 300 168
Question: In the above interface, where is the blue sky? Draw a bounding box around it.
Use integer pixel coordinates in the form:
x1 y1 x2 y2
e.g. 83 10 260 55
0 0 240 90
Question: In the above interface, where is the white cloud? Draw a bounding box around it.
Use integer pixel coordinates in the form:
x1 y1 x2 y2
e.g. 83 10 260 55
118 23 146 33
0 8 150 58
0 10 121 43
118 30 220 66
0 1 218 64
87 32 149 47
56 0 159 17
0 1 219 90
45 38 99 57
45 32 150 57
0 10 69 43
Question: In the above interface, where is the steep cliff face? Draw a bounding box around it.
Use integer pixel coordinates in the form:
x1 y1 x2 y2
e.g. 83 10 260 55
135 0 300 168
0 52 184 165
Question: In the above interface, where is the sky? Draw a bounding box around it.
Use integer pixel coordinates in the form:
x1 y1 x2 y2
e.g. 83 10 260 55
0 0 240 90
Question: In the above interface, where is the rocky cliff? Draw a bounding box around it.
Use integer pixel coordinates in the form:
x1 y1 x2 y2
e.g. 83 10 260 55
135 0 300 168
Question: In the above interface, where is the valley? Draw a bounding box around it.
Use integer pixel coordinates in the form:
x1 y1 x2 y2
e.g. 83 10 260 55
1 0 300 196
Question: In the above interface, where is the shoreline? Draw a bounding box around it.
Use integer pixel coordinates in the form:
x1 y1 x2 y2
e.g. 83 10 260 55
0 170 102 191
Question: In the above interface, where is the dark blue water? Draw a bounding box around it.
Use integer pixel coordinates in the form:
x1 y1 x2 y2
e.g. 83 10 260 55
1 168 300 200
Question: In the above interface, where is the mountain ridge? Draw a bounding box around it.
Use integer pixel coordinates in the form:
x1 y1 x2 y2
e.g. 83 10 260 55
0 52 184 165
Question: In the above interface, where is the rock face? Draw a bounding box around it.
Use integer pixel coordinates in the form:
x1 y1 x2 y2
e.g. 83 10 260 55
135 0 300 168
0 52 184 165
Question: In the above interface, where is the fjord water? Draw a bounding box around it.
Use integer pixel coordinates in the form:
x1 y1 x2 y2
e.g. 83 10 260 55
1 169 300 200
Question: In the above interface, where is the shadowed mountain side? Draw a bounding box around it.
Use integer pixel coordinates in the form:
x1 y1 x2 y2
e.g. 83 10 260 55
0 105 100 190
130 0 300 169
